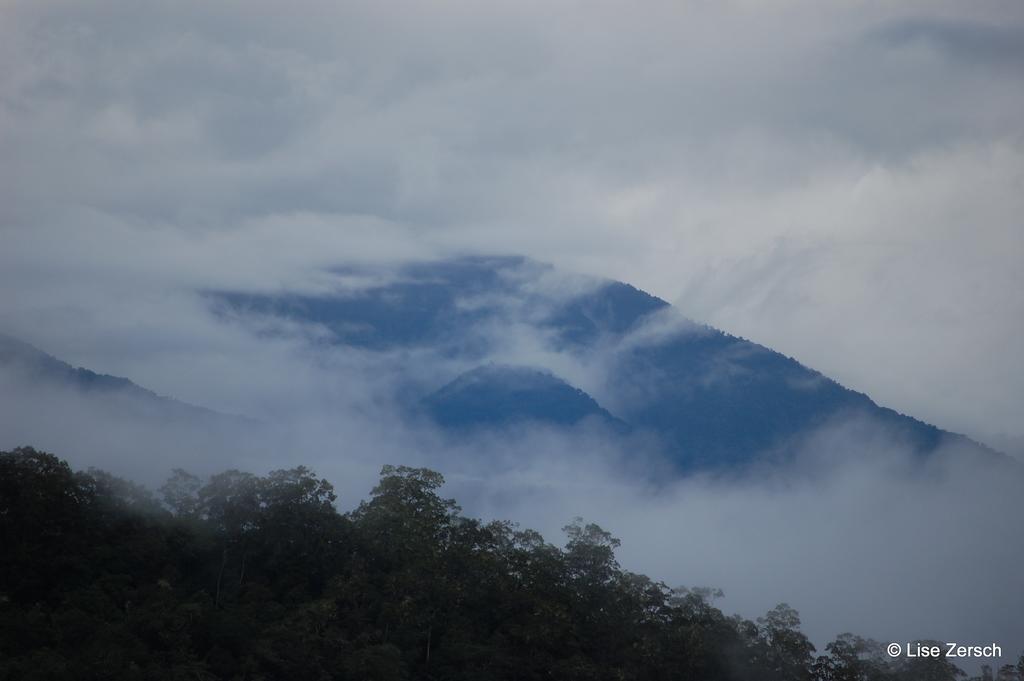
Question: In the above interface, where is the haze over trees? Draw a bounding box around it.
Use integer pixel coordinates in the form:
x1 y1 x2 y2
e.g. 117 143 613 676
1 446 1018 680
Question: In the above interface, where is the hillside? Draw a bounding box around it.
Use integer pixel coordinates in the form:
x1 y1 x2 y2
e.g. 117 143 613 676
211 256 995 470
423 364 629 431
0 446 1002 681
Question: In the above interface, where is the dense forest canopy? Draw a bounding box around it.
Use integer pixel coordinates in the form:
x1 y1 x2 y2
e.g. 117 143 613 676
0 446 1018 680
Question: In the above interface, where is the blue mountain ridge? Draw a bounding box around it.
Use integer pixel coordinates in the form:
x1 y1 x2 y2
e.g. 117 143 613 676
0 334 236 425
423 364 630 433
211 256 996 470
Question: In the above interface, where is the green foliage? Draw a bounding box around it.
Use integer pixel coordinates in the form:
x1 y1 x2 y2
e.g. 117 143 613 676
0 447 1011 681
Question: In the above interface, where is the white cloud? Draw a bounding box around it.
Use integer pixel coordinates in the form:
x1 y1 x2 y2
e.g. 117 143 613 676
2 0 1021 440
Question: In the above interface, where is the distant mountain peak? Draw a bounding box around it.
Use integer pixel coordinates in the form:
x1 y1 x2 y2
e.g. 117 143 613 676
423 363 628 432
0 333 234 424
6 254 1000 474
1 334 138 394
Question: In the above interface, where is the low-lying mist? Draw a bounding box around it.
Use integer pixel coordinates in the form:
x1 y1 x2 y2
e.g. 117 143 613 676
2 344 1021 669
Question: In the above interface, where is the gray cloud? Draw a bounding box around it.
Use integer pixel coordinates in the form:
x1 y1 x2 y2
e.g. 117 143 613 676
874 16 1024 71
2 0 1022 443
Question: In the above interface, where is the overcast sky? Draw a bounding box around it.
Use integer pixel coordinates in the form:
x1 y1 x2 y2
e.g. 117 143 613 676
3 2 1024 664
1 0 1023 445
